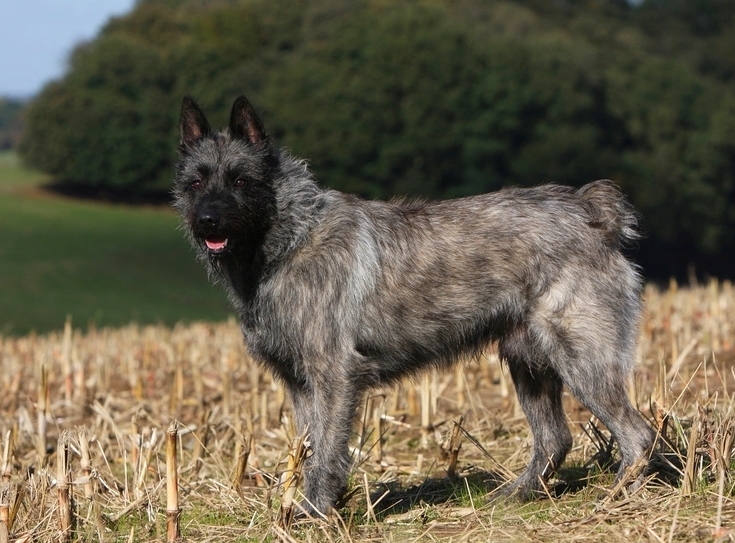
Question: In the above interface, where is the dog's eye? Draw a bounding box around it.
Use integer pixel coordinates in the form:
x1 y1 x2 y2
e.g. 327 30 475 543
191 179 203 190
234 178 246 188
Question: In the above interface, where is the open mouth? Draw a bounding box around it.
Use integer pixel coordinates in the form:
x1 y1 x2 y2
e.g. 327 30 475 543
205 237 229 254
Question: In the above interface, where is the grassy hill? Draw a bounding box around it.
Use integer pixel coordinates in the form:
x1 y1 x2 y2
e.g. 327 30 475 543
0 152 230 334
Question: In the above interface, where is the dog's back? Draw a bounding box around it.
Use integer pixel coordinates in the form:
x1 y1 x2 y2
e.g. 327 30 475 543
298 181 643 384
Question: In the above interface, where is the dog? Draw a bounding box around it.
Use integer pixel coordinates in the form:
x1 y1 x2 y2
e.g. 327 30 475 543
172 95 655 516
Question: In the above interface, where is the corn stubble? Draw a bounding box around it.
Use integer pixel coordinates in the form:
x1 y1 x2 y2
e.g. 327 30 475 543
0 281 733 541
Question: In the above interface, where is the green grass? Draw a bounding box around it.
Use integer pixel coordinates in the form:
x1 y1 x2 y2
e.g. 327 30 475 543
0 151 230 334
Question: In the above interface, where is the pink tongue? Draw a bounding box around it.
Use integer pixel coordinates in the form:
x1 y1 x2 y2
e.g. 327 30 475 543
205 238 227 250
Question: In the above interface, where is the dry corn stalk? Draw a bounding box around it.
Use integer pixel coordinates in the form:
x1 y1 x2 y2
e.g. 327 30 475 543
221 347 232 417
130 412 140 482
455 364 465 409
231 427 252 492
0 431 10 539
57 431 73 542
421 374 432 448
0 430 11 483
134 427 157 501
37 365 48 465
190 408 210 473
0 482 9 543
279 433 310 530
445 417 464 477
682 415 700 496
372 398 384 469
77 428 94 500
62 316 73 403
78 428 105 541
260 390 269 431
166 421 180 543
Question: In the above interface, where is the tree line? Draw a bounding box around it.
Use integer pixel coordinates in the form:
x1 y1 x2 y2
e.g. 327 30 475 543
0 99 24 149
17 0 735 280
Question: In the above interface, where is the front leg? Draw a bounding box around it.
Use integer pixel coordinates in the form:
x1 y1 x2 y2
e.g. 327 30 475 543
288 375 362 517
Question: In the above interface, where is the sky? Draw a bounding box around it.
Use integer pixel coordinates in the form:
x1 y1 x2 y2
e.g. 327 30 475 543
0 0 137 99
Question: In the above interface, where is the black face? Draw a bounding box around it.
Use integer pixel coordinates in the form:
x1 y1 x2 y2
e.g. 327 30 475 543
173 96 278 265
176 149 276 261
186 175 250 258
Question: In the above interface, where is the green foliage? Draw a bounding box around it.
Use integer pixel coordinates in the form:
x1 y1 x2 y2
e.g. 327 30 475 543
263 4 484 198
0 98 25 149
19 33 175 193
17 0 735 277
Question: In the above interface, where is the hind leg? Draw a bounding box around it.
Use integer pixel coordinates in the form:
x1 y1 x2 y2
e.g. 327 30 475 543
503 360 573 499
554 359 655 487
537 299 656 488
529 268 654 492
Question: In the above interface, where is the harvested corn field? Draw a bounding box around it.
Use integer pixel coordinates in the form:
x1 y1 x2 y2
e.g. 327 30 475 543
0 280 734 542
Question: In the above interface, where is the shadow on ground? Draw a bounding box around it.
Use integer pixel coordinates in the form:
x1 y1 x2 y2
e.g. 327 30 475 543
365 449 683 520
369 469 505 518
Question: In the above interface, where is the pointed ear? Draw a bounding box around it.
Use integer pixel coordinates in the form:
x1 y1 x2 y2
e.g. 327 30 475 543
229 96 268 145
179 96 211 148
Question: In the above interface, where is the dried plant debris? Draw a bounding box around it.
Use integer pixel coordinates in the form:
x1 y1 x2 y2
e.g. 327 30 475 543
0 280 733 541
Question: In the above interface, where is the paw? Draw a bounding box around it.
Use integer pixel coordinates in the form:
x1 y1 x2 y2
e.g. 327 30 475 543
501 476 547 501
291 499 332 521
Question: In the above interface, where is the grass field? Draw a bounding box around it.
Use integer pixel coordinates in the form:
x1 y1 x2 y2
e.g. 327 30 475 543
0 152 230 334
0 282 733 542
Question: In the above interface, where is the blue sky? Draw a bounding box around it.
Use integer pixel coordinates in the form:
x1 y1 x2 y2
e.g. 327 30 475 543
0 0 137 99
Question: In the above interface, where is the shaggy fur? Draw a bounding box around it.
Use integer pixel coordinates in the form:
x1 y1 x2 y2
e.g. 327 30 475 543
172 95 655 516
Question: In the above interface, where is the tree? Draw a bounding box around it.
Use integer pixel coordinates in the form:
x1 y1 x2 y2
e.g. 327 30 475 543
19 34 175 194
0 98 25 149
17 0 735 278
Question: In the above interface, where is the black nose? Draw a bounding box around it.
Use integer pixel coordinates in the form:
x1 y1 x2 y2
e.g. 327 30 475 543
197 211 220 228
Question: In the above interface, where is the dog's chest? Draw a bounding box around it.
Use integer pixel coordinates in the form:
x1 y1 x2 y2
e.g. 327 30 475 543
237 305 307 384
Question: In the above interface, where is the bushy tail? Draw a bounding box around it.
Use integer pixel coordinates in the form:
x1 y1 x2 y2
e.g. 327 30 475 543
577 180 640 248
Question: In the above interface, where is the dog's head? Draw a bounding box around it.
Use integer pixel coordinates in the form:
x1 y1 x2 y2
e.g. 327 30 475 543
173 96 278 264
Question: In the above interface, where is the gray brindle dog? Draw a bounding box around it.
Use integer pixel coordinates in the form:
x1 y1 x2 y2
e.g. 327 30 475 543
173 95 655 517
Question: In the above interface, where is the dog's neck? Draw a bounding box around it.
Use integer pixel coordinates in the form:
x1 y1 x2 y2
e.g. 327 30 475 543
261 151 328 264
212 150 328 310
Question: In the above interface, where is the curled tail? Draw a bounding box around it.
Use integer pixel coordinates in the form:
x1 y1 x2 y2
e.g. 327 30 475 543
577 179 640 248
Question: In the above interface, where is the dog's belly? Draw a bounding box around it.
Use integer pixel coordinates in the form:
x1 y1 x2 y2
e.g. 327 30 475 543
354 296 520 384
